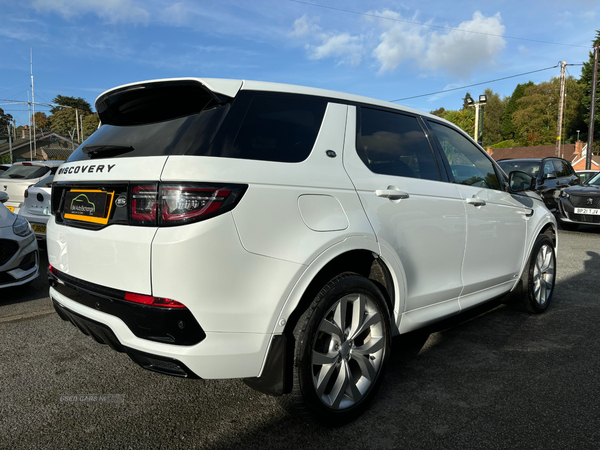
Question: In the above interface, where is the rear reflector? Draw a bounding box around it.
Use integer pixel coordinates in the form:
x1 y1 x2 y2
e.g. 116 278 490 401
124 292 186 308
49 265 186 309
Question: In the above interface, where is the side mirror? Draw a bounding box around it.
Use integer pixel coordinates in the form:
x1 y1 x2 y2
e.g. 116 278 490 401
508 171 535 193
544 173 557 180
0 192 8 203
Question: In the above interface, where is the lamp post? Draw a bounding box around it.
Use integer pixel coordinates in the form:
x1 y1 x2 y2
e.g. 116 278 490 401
466 94 487 146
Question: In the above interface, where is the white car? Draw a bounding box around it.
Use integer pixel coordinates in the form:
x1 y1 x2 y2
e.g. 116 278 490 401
0 191 39 288
0 161 63 214
18 175 53 241
47 78 557 425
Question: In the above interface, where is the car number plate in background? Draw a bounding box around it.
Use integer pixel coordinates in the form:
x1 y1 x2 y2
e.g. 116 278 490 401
32 224 46 234
574 208 600 215
64 189 114 224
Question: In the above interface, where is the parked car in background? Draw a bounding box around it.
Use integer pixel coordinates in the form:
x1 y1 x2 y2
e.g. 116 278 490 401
497 157 580 211
0 161 63 214
576 170 600 184
0 191 39 289
0 164 11 175
48 78 557 425
557 171 600 231
18 175 53 241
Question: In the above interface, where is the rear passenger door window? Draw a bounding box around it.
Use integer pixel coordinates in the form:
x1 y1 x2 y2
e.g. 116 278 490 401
357 108 441 181
427 121 500 190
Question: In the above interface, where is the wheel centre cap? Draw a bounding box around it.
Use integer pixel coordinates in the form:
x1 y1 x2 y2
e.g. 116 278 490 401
340 342 351 357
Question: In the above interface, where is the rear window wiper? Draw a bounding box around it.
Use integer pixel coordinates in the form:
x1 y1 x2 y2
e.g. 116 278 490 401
82 145 134 158
8 174 25 178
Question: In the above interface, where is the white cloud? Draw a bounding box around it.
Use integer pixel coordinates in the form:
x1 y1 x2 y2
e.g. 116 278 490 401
31 0 150 25
422 12 506 77
373 11 506 77
372 10 427 73
292 10 506 78
291 15 321 38
308 33 363 66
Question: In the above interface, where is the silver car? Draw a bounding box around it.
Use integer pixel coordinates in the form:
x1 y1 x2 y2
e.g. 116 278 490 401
0 191 39 288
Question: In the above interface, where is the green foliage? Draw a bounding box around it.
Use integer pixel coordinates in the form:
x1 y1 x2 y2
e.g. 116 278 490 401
500 81 534 140
50 108 77 137
430 107 446 117
481 88 505 147
0 107 13 128
489 139 518 149
579 29 600 145
81 114 100 140
441 108 476 137
0 153 11 164
50 95 92 115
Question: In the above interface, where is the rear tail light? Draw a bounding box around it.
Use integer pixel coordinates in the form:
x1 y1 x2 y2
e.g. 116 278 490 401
24 184 34 198
130 182 247 227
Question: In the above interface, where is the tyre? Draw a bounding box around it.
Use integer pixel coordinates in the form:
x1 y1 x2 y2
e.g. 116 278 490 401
278 273 391 426
519 234 556 313
559 220 579 232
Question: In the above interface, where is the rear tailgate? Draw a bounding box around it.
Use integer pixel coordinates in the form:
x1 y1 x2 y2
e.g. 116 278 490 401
48 157 168 294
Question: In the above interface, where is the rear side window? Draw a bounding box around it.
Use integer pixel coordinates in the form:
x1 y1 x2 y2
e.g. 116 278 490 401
0 165 49 179
212 92 328 163
357 108 441 181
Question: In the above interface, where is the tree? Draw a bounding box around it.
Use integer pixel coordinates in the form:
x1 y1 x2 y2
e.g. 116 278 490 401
50 95 92 115
50 108 77 137
32 112 50 132
82 114 100 140
501 81 534 140
512 79 561 146
481 88 505 147
579 29 600 154
441 108 476 137
0 107 12 129
430 107 446 117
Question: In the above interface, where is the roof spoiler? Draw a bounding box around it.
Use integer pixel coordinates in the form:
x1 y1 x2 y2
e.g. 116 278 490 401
95 79 232 126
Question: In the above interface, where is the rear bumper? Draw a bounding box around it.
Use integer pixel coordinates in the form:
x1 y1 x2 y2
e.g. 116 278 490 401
52 299 199 378
49 281 273 379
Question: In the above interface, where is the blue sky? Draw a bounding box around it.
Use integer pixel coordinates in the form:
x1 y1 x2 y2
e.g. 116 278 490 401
1 0 599 127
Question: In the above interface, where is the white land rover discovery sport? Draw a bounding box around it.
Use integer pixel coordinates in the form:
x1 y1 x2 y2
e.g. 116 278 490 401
48 78 557 425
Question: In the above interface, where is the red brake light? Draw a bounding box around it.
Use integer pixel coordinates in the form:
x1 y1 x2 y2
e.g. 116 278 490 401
22 162 32 166
24 184 34 198
161 187 231 222
124 292 186 308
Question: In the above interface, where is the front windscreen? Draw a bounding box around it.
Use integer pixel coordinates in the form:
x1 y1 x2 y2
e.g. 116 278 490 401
497 160 540 177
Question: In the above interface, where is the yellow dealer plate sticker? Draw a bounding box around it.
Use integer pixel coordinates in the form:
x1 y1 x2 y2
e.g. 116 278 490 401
64 189 114 225
32 224 46 234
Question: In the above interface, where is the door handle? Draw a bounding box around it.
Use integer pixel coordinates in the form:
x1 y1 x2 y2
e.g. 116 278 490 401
465 197 486 207
375 188 409 200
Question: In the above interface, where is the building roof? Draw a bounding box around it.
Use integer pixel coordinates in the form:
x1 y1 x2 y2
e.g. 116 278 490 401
0 131 78 161
489 144 577 162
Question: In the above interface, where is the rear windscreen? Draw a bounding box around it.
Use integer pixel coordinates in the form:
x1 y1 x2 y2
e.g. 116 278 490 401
68 91 328 164
0 165 49 179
